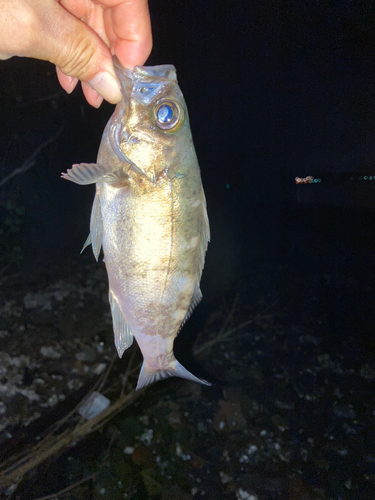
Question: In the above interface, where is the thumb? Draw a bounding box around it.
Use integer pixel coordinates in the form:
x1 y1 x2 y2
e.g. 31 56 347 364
31 2 121 104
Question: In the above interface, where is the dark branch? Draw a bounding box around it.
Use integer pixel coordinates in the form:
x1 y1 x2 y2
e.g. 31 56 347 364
0 125 64 188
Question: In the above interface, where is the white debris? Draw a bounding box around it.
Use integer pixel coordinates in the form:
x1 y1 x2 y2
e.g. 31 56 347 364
34 378 45 385
75 348 96 362
274 399 295 410
0 352 11 373
155 455 169 472
78 391 110 420
24 412 41 426
345 478 352 489
24 292 52 311
123 446 135 455
44 394 59 407
239 444 258 463
219 471 232 484
10 355 31 367
1 300 21 316
4 482 18 496
236 488 258 500
67 379 84 390
52 282 72 301
139 415 149 425
247 444 258 454
139 428 153 445
176 442 191 461
93 363 107 375
19 388 40 402
359 363 375 381
40 346 62 359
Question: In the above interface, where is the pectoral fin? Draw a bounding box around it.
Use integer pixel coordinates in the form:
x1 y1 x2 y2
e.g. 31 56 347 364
61 163 129 186
109 289 133 357
62 163 109 184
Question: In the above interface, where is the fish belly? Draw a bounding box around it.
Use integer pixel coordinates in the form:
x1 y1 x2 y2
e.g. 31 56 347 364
99 175 208 389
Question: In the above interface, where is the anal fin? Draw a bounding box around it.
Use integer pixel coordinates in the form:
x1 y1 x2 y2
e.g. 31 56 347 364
109 290 133 357
80 233 92 255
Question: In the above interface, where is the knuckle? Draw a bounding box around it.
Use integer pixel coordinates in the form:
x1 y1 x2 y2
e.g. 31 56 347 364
57 33 97 77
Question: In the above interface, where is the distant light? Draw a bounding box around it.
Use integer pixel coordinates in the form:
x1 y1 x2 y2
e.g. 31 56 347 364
295 176 313 184
364 176 368 180
225 184 230 189
295 176 321 185
370 176 373 180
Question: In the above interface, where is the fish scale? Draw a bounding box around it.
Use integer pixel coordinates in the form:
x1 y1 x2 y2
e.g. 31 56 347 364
62 58 210 390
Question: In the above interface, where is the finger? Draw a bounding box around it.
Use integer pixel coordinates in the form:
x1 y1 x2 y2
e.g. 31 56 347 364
56 67 79 94
59 0 110 45
82 83 104 108
33 2 121 103
110 0 152 67
57 0 90 20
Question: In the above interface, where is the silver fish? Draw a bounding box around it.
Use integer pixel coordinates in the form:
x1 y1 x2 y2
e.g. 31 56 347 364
62 59 210 390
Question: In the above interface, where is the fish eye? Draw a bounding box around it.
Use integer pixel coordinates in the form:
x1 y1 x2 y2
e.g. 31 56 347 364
153 99 184 132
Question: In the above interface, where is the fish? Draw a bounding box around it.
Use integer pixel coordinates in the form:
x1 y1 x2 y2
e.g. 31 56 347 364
62 58 210 390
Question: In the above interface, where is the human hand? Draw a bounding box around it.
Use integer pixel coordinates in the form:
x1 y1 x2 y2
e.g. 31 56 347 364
0 0 152 107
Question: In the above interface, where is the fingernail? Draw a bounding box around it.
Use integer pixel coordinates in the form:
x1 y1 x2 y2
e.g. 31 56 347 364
87 72 121 104
93 94 104 109
67 77 79 94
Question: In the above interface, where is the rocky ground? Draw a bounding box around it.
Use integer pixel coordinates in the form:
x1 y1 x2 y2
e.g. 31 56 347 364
0 258 374 500
0 261 114 435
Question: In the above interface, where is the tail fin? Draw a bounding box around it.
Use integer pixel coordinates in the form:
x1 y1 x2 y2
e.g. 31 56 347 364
136 360 211 390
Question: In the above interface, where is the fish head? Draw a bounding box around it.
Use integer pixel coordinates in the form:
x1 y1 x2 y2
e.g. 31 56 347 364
108 58 193 183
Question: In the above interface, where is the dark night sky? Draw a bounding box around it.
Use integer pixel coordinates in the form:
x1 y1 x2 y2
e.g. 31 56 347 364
0 0 374 300
150 0 375 178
